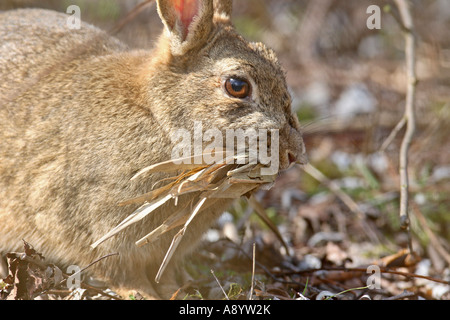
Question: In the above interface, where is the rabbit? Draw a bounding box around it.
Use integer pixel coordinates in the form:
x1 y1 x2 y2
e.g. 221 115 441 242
0 0 306 299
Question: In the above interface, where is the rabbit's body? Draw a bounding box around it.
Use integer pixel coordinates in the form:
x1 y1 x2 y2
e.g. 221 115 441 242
0 1 306 298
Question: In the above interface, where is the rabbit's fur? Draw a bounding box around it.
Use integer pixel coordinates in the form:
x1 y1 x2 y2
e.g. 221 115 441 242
0 0 306 298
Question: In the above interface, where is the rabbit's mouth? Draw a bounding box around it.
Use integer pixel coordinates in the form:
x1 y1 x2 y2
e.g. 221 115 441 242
278 150 307 172
286 151 308 168
274 124 308 172
280 141 308 171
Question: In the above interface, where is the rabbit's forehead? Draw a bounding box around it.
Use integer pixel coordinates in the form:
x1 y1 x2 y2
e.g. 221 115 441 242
213 58 254 76
207 32 283 76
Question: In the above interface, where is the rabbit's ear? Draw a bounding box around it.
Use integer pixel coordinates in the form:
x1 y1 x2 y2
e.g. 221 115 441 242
157 0 214 56
213 0 232 20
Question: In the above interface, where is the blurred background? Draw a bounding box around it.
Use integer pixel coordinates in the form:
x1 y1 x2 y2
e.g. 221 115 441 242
1 0 449 300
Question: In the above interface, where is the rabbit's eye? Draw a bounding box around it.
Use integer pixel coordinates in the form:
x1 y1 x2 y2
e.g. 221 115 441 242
225 78 251 99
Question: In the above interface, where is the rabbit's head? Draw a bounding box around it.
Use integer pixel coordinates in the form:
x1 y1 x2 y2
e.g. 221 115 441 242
147 0 306 171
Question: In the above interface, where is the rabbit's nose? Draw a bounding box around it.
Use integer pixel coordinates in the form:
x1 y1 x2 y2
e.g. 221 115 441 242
288 151 296 165
286 146 308 167
279 125 308 170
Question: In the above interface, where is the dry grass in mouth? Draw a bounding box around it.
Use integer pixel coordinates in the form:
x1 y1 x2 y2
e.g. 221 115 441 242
91 152 285 283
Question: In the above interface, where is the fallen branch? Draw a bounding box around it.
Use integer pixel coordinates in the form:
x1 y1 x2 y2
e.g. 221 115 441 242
274 266 449 286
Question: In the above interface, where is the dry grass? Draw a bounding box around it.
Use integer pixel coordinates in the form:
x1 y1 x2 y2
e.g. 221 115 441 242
92 153 279 283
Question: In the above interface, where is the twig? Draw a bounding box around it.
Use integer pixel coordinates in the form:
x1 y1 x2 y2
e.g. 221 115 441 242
393 0 418 254
210 269 229 300
379 116 406 152
248 195 290 255
325 285 370 300
412 203 450 266
303 164 363 217
56 252 122 300
383 290 416 300
108 0 155 35
274 266 449 286
222 239 321 294
78 282 123 300
59 252 119 287
248 242 256 300
302 164 381 244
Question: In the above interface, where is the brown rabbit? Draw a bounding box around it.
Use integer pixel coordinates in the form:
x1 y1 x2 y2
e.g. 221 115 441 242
0 0 306 298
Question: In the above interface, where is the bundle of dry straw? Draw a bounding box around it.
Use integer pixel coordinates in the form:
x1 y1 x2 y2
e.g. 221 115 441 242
92 153 285 282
